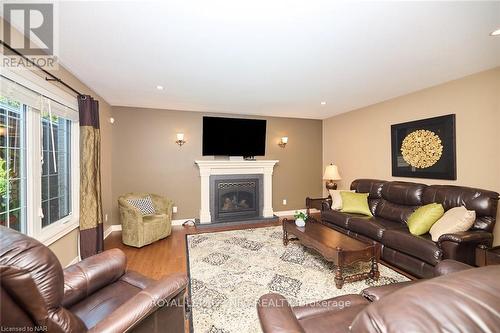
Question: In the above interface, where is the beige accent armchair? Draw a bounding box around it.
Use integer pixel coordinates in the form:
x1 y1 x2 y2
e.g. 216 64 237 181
118 193 173 247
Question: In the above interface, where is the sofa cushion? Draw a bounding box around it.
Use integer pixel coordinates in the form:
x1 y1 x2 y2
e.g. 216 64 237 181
429 206 476 242
375 200 418 224
381 181 426 206
348 217 407 240
328 189 354 210
382 229 442 265
350 179 387 199
341 192 372 216
321 210 369 229
407 203 444 236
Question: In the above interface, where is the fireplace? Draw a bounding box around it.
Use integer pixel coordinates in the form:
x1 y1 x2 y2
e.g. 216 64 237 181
210 174 263 223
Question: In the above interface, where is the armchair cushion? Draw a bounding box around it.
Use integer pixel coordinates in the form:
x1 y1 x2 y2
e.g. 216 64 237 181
63 249 127 308
87 273 187 333
126 196 156 215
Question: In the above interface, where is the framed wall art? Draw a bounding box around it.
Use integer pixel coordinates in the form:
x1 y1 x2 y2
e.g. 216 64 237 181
391 114 456 180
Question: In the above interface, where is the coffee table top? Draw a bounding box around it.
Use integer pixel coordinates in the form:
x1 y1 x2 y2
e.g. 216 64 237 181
283 219 371 252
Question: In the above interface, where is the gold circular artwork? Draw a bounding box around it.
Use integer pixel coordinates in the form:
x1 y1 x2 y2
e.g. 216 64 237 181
401 129 443 168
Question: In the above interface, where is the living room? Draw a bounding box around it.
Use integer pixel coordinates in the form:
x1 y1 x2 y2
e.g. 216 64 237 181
1 1 499 332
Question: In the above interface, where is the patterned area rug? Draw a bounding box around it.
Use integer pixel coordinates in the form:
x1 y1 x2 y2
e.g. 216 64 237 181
186 226 409 333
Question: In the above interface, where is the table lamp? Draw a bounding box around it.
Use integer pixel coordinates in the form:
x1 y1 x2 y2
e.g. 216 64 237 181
323 164 341 190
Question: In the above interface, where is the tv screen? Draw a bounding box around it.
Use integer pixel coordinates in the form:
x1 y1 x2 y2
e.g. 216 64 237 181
203 117 267 156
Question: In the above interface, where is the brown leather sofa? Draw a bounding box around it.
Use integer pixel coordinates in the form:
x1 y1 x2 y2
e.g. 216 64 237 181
0 226 188 333
258 260 500 333
320 179 499 278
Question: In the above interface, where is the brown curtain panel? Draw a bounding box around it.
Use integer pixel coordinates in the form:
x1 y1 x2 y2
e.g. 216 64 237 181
78 95 103 259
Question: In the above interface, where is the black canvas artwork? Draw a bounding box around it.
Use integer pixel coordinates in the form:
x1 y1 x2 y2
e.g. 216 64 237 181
391 114 456 180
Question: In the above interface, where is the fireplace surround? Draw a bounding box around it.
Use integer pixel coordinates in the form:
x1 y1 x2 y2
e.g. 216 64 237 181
195 160 279 223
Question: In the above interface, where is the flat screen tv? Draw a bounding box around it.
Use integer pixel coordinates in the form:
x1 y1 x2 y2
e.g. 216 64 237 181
202 116 266 156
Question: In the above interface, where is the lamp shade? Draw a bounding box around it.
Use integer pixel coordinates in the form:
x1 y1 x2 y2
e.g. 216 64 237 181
323 164 341 180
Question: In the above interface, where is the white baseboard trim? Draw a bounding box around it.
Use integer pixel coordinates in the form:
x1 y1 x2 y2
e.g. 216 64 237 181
274 208 319 217
104 224 122 239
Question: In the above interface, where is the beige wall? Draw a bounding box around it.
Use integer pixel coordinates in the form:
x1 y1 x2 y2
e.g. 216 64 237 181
1 18 114 266
111 107 323 222
323 67 500 245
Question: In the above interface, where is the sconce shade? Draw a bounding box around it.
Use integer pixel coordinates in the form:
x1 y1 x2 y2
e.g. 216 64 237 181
281 136 288 144
323 164 341 180
176 133 184 141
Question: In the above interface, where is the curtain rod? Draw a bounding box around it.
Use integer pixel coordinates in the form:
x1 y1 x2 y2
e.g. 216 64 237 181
1 40 83 96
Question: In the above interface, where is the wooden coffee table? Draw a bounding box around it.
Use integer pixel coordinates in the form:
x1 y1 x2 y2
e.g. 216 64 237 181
282 218 380 289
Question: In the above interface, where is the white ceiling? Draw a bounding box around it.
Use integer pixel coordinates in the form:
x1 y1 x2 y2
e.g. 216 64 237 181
56 1 500 119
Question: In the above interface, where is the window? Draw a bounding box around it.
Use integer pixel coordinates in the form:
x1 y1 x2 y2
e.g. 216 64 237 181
41 112 71 227
0 97 27 233
0 72 79 245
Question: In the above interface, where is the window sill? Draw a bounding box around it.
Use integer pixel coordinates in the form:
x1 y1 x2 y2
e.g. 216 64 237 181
37 218 79 246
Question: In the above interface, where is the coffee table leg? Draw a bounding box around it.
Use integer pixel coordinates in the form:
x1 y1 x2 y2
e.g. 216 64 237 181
282 226 289 246
335 265 344 289
370 257 379 280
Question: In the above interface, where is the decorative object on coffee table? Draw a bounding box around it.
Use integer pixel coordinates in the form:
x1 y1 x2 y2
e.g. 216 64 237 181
282 218 380 289
391 114 456 180
323 163 341 190
294 211 307 227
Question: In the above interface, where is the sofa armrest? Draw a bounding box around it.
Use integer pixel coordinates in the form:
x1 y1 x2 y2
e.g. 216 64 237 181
438 231 493 245
88 273 188 333
63 249 126 307
306 196 332 214
257 293 305 333
434 259 473 277
150 194 174 216
437 231 493 265
361 281 416 302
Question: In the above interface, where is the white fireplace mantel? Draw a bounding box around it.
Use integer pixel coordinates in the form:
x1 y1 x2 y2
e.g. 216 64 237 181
195 160 279 223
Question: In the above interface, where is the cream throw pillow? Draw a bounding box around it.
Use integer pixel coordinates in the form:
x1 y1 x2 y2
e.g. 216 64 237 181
328 190 355 210
429 206 476 242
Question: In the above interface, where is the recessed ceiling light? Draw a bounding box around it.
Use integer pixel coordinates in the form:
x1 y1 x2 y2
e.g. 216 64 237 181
491 28 500 36
320 101 327 105
156 85 164 90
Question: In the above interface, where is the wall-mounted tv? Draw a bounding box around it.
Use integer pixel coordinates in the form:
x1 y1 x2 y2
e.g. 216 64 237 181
202 116 267 156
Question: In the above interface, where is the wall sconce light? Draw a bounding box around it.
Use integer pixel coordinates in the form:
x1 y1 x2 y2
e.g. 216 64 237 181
278 136 288 148
176 133 186 146
109 117 115 124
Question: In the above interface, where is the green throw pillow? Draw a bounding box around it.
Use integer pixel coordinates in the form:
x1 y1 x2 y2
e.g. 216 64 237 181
407 203 444 236
340 192 372 216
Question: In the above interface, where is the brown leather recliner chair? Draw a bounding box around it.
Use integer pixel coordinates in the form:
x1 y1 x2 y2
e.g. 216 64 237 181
0 226 188 333
257 261 500 333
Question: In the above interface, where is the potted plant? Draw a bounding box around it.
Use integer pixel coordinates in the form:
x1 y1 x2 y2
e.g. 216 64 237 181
294 211 308 227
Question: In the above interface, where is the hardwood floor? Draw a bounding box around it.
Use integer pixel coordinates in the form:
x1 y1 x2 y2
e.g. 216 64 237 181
104 219 284 279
